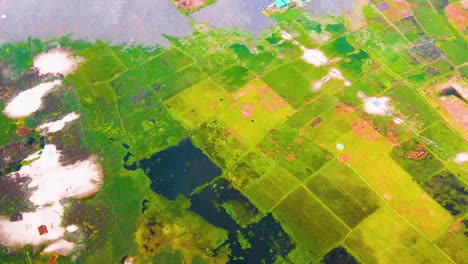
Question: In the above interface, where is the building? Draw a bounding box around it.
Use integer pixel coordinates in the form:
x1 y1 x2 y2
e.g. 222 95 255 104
274 0 291 9
38 225 48 235
263 0 310 16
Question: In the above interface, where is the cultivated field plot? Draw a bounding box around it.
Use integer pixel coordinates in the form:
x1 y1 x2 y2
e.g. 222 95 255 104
305 161 382 229
358 155 453 240
345 207 453 264
0 1 466 263
273 186 350 257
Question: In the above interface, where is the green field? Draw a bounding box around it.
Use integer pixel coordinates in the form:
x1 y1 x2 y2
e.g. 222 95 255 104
273 186 350 257
305 161 381 228
345 208 453 264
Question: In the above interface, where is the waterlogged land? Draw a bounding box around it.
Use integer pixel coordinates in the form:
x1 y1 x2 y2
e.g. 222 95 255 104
0 1 467 263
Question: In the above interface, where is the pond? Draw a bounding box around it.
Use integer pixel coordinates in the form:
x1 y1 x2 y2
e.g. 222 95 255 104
138 138 222 200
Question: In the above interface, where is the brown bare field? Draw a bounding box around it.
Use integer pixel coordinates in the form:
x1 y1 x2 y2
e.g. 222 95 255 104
350 119 380 141
386 131 401 146
425 75 468 139
173 0 207 10
445 2 468 33
335 103 355 114
381 0 413 22
448 217 463 234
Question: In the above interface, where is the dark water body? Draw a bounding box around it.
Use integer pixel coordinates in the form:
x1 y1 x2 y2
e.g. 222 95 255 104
225 213 295 263
322 246 358 264
190 178 295 263
138 138 222 200
440 87 466 102
127 138 295 262
189 178 257 231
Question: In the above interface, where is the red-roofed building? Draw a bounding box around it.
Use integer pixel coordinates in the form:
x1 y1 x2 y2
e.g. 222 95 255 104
38 225 48 235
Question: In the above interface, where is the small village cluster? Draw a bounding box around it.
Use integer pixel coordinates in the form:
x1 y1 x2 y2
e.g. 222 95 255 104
263 0 311 16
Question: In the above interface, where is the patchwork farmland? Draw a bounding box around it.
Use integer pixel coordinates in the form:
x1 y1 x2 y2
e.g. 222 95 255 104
0 0 466 263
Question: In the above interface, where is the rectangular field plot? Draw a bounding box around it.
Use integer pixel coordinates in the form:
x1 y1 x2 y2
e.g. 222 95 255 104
272 40 303 62
196 50 238 75
121 105 178 135
165 97 205 129
338 70 394 106
357 155 453 240
231 79 296 129
301 106 357 150
229 43 254 61
390 137 444 183
321 35 356 57
111 45 165 69
227 160 264 191
122 107 187 158
165 79 231 129
437 37 468 66
305 161 381 228
91 82 126 131
436 217 468 264
379 0 413 23
283 94 338 128
273 187 350 257
256 166 300 201
259 124 331 181
111 66 150 98
91 83 118 110
261 63 315 109
420 121 468 159
245 50 283 74
363 5 389 33
360 37 415 75
245 182 278 212
331 122 392 167
384 84 440 131
290 59 329 84
363 109 416 144
335 49 371 81
75 84 126 150
377 26 409 52
76 44 127 83
152 65 208 101
409 0 453 40
143 48 194 83
345 208 453 264
244 165 300 212
408 0 468 66
395 16 427 43
217 105 269 147
405 60 454 86
422 170 468 216
115 86 158 118
80 111 126 150
212 65 256 92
